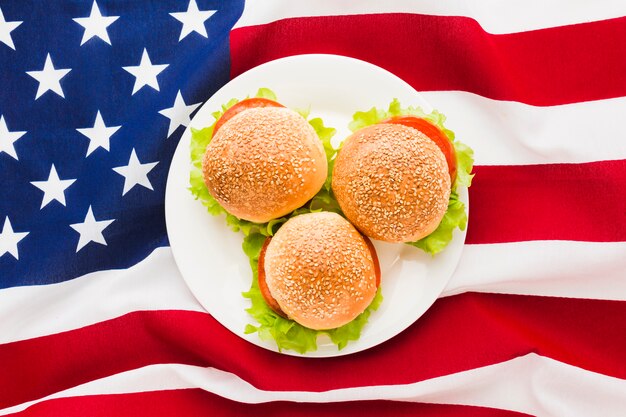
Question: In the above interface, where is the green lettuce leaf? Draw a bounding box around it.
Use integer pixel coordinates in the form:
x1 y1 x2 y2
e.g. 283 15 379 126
453 141 475 188
307 117 342 213
348 99 475 254
407 191 467 254
255 87 277 101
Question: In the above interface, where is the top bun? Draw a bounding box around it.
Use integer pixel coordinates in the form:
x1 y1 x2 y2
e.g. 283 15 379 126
332 123 451 243
264 212 378 330
202 107 327 223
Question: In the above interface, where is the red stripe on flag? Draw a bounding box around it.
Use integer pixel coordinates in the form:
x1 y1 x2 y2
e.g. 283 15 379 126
230 14 626 106
6 388 533 417
467 160 626 243
2 293 625 409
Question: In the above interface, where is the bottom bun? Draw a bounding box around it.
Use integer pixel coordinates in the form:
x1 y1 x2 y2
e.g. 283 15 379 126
263 212 378 330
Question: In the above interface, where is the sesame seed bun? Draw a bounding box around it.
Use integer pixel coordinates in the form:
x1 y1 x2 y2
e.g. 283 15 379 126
263 212 378 330
202 107 327 223
332 123 451 243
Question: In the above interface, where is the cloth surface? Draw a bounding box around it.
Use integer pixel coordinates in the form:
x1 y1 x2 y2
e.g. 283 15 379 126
1 1 625 416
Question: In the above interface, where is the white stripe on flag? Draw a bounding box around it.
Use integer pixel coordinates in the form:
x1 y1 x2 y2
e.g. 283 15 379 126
443 241 626 300
234 0 626 34
420 93 626 166
2 353 625 417
0 247 203 344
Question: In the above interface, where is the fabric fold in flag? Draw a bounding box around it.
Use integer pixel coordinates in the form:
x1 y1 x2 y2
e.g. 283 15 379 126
230 13 626 105
2 293 626 410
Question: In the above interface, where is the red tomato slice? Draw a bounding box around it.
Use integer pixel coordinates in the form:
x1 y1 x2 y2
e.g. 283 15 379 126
257 237 287 318
213 97 284 134
381 115 457 184
257 234 381 318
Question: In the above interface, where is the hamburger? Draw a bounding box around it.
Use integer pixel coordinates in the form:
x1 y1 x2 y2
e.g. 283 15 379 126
332 122 452 243
201 98 328 223
257 211 380 330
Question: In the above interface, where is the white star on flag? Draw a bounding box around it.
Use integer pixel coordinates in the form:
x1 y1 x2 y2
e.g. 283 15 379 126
0 217 29 260
73 0 119 46
70 206 115 253
158 91 202 137
122 48 169 95
0 6 22 50
30 164 77 209
170 0 216 41
25 53 72 99
0 115 26 160
112 149 159 196
76 111 121 156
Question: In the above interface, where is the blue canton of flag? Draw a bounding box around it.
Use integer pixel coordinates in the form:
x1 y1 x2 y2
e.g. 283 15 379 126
0 0 244 288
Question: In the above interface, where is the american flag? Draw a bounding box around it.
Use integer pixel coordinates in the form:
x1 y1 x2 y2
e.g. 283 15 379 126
1 1 626 416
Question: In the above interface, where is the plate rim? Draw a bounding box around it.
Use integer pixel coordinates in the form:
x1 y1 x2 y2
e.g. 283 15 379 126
164 53 469 358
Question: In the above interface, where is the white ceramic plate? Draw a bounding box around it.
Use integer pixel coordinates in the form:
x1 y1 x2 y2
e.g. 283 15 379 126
165 54 468 357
